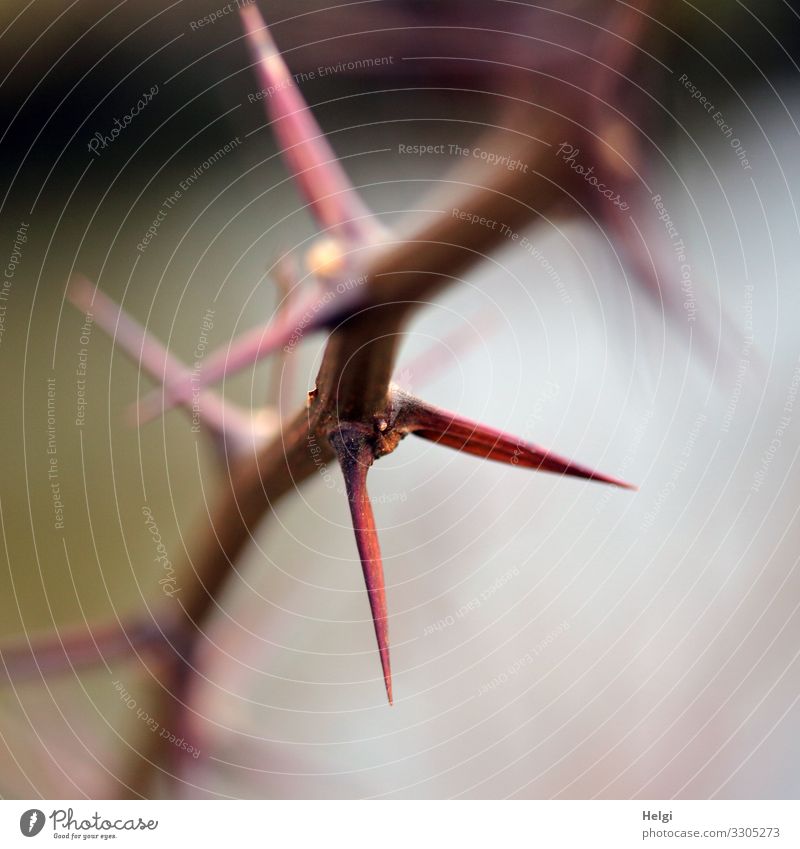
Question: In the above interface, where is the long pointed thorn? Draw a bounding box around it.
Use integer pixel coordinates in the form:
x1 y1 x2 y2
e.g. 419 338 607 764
330 426 393 704
239 5 380 243
400 394 636 490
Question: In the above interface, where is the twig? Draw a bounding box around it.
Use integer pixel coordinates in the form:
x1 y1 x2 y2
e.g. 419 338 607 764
40 4 641 796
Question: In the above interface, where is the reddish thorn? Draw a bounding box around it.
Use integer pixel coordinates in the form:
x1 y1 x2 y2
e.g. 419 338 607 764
330 427 393 705
403 396 636 490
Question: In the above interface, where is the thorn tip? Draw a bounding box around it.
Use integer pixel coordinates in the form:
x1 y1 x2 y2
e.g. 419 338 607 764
330 426 394 704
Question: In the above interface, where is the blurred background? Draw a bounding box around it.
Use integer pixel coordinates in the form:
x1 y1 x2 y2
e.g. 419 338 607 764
1 0 799 799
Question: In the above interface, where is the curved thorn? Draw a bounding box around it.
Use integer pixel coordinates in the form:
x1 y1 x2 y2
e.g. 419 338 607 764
330 427 393 704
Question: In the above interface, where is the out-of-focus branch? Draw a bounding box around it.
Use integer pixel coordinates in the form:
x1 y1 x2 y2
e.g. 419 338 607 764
69 277 278 459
